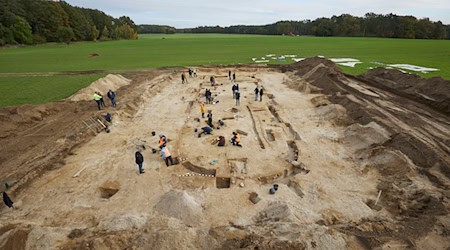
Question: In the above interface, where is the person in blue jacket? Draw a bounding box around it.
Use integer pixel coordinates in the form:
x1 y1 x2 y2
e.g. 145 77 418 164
107 89 117 108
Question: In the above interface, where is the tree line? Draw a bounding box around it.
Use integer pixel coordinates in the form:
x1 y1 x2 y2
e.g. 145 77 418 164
176 13 449 39
0 0 138 46
137 25 176 34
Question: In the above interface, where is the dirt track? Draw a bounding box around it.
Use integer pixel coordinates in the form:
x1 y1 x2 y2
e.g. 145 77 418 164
0 59 449 249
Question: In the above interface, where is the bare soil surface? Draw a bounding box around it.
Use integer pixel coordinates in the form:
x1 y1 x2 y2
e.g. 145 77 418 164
0 59 449 250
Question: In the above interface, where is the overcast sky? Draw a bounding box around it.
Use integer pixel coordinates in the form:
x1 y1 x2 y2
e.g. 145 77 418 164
65 0 450 28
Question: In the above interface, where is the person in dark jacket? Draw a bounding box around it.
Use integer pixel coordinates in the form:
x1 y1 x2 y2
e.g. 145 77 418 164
198 126 213 137
2 191 14 208
235 91 240 106
205 89 212 104
135 151 144 174
232 84 237 99
228 70 231 80
207 111 213 127
259 88 264 102
254 87 259 101
217 136 225 146
107 89 117 108
232 72 236 82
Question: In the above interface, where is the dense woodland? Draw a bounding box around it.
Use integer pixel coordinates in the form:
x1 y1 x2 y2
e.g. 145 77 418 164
0 0 138 46
178 13 449 39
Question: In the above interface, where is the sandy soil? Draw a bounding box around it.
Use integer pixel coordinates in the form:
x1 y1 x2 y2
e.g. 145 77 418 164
0 60 449 250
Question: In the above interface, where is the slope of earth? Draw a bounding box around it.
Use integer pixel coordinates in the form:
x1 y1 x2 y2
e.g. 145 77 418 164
280 57 450 249
0 60 448 249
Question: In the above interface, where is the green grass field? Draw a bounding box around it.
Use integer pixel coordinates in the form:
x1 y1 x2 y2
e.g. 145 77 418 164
0 74 104 106
1 34 449 106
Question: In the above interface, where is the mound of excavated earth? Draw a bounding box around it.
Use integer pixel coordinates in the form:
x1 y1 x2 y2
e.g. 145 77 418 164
0 59 448 249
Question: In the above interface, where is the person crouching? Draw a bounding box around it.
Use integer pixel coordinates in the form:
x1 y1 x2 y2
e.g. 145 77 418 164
230 132 242 147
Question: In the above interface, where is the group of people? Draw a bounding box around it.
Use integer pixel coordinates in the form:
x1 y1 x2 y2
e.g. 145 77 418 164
232 83 241 106
188 68 197 78
254 86 264 102
228 70 236 81
197 125 242 148
181 68 198 84
134 134 174 174
93 89 117 110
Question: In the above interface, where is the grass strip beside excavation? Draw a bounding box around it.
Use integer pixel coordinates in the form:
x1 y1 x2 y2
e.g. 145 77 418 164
0 74 104 107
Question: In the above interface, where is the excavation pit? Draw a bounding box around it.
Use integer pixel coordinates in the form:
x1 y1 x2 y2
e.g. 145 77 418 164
216 177 231 189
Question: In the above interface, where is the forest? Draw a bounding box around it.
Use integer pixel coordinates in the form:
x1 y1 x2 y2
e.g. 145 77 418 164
0 0 138 46
137 25 176 34
178 13 450 39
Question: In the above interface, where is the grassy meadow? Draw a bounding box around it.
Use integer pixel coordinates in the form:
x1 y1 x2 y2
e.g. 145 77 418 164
1 34 449 106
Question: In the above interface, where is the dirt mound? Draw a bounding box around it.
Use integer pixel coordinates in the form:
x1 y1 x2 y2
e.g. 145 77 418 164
343 122 391 153
154 191 204 226
68 74 131 101
255 201 297 223
316 104 351 126
98 214 148 232
280 57 341 75
361 68 450 115
281 57 345 93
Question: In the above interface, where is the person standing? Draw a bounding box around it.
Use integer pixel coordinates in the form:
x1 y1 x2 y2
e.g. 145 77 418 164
210 76 215 86
135 151 144 174
200 102 205 118
232 84 237 99
181 73 188 84
235 91 240 106
232 72 236 82
97 92 106 108
161 146 174 167
2 191 14 208
107 89 117 108
259 87 264 102
228 70 231 80
254 87 259 101
207 110 213 127
188 68 193 78
93 92 102 110
205 89 212 104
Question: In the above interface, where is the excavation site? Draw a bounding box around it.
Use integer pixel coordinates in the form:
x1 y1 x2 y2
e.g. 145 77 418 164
0 57 449 249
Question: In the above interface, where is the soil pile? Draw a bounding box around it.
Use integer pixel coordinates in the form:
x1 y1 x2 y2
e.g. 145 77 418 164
362 68 450 115
68 74 131 101
154 191 204 227
281 57 345 93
